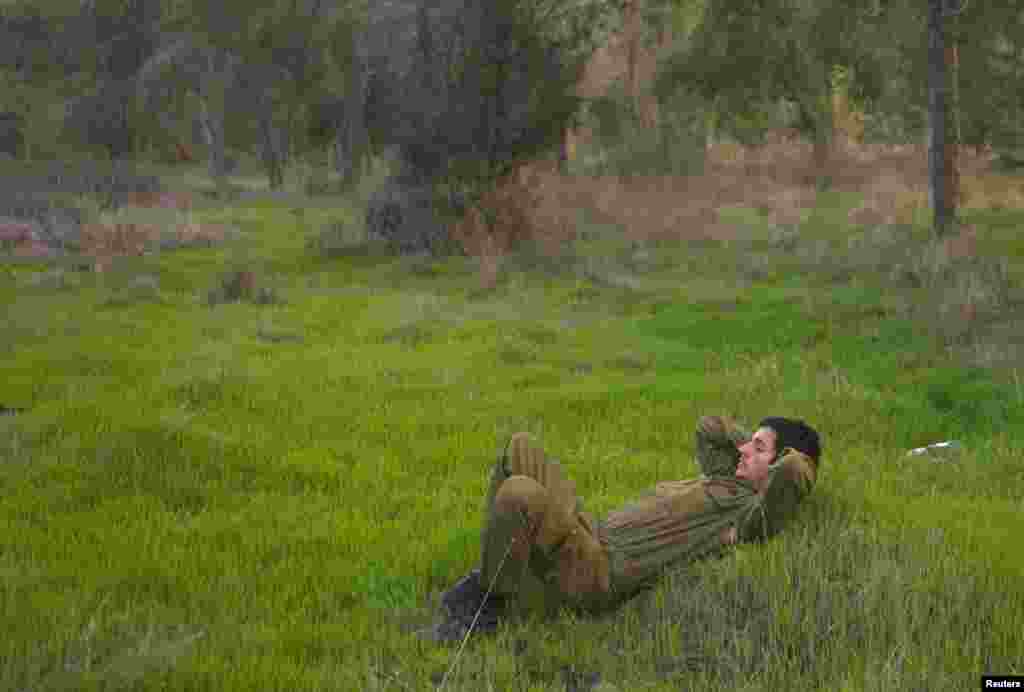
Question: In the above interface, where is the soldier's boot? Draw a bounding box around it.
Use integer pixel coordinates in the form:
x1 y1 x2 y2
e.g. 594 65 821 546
425 477 568 644
424 432 573 645
422 568 506 646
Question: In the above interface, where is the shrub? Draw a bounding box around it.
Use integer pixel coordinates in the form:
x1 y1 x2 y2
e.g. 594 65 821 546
206 269 280 306
18 268 80 291
101 274 163 307
59 81 137 160
0 111 25 159
365 178 466 257
78 222 158 273
307 219 377 257
0 218 36 248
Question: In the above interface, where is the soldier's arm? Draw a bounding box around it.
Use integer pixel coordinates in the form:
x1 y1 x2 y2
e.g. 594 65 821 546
695 415 751 478
736 449 816 543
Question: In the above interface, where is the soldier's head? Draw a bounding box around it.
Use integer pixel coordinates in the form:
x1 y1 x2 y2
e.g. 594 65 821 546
736 417 821 490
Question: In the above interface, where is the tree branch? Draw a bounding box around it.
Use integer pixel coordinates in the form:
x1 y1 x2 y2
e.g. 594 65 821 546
942 0 970 18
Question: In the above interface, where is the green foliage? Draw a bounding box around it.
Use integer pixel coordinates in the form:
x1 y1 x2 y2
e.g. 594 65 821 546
368 0 624 239
855 1 1024 152
570 86 708 178
653 0 890 145
409 0 618 214
529 0 623 69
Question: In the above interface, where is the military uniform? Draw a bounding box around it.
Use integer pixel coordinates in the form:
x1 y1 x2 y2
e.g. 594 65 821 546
478 416 818 615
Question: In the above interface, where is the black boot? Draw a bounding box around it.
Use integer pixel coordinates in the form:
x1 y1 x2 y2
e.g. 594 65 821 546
420 569 506 645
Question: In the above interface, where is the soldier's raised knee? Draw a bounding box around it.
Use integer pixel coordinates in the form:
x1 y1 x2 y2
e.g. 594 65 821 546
494 475 550 518
508 432 535 447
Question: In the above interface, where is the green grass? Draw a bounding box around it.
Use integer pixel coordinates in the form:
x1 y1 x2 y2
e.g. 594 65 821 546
2 160 1023 691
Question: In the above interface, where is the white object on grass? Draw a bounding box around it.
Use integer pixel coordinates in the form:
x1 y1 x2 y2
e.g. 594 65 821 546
906 440 963 457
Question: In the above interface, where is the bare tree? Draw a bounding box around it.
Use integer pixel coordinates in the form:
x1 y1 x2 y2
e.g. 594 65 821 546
137 30 316 190
136 36 235 183
928 0 972 238
133 0 357 190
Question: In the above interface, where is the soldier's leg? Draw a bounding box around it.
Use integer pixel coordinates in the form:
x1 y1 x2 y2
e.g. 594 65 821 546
480 433 577 577
695 415 751 478
480 433 609 613
483 475 611 613
482 476 556 597
478 434 531 586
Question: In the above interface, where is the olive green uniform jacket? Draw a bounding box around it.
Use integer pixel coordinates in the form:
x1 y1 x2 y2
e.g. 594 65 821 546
601 417 818 598
479 417 817 614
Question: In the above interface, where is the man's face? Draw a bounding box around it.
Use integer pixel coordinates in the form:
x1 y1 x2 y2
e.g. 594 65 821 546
735 426 778 490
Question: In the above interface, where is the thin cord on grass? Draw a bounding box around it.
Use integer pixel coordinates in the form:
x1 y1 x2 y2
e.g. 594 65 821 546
438 535 517 691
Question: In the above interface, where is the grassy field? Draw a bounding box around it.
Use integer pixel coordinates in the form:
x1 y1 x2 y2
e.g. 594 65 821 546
2 145 1023 691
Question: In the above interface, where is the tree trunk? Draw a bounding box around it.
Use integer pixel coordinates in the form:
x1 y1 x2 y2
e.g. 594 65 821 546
928 0 952 237
625 0 640 120
197 95 227 183
812 129 831 183
705 104 718 150
256 87 287 191
559 122 571 173
798 96 833 188
335 50 368 187
333 128 350 183
195 48 234 190
258 112 286 191
945 42 961 214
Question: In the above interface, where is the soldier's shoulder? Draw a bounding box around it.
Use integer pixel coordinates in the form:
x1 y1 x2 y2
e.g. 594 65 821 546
773 448 817 486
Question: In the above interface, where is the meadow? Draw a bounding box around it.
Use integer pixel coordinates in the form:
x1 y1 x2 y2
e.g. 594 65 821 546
1 135 1023 691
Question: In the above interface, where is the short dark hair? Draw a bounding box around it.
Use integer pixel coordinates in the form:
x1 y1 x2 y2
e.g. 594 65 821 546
758 417 822 465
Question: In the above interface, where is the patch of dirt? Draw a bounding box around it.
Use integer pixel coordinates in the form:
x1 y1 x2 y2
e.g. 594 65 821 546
2 189 240 273
465 140 1006 264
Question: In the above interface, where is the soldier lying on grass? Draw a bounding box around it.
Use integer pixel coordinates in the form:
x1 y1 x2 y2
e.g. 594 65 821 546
422 415 821 644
